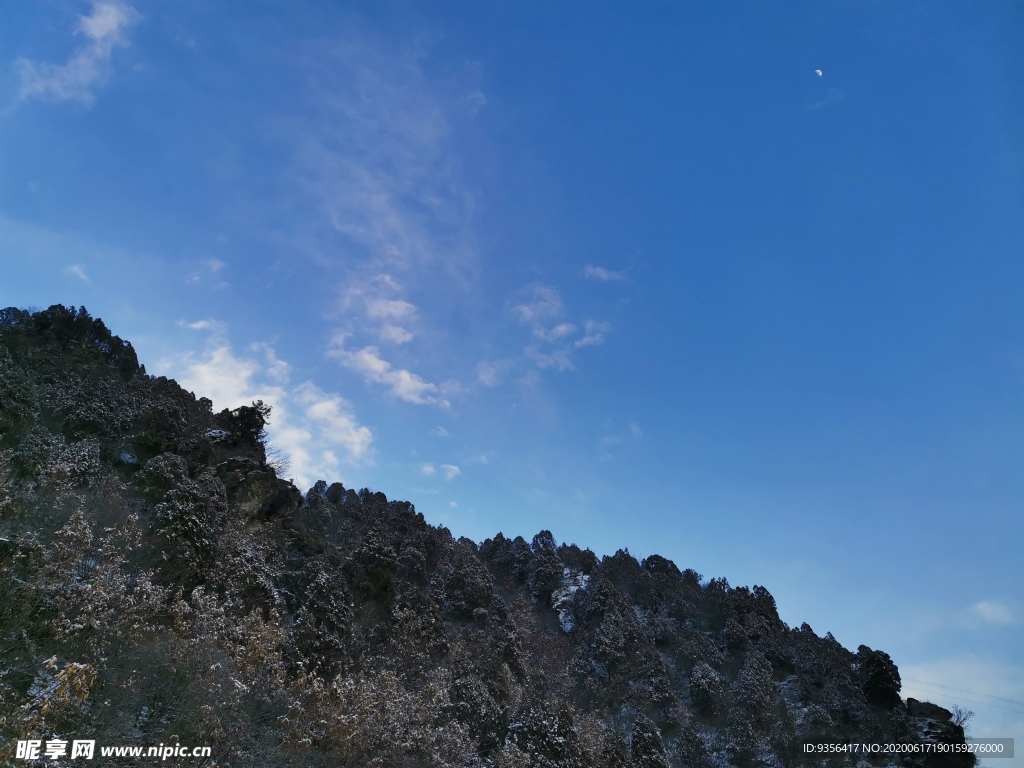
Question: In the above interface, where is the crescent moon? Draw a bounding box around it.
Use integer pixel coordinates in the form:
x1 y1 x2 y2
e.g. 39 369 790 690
815 69 823 77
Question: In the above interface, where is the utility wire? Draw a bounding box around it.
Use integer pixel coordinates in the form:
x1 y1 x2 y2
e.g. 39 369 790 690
902 686 1024 716
903 677 1024 707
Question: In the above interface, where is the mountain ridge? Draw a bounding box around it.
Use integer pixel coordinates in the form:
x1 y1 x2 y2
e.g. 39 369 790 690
0 305 974 768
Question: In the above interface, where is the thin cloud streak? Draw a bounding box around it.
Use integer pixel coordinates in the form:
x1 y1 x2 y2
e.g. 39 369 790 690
806 87 844 111
64 264 90 282
973 600 1017 626
583 264 626 282
475 359 512 387
575 320 611 348
15 0 141 106
290 33 483 292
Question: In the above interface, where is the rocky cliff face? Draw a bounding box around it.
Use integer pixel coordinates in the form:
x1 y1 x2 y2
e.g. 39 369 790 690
0 306 973 768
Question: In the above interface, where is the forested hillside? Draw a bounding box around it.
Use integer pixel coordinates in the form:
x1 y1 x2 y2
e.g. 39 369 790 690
0 306 973 767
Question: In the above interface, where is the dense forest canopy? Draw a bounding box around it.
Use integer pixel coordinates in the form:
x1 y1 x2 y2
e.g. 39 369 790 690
0 306 973 767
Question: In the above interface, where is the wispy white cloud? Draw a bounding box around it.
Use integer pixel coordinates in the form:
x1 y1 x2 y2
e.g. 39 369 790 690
905 597 1022 636
379 324 414 344
525 346 575 372
366 298 417 321
475 359 513 388
582 264 626 282
513 286 575 368
291 34 482 294
421 463 435 476
187 258 229 286
575 320 611 348
290 381 373 467
519 368 541 387
973 600 1017 626
178 318 227 335
328 334 452 407
167 344 259 411
337 277 419 344
430 426 449 437
536 322 577 343
16 0 141 107
251 342 291 384
806 88 843 112
64 264 90 282
440 463 461 480
511 284 612 371
600 420 642 450
162 335 372 489
281 34 487 410
512 284 565 329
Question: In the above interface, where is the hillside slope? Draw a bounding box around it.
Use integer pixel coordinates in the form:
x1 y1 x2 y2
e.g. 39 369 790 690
0 306 973 768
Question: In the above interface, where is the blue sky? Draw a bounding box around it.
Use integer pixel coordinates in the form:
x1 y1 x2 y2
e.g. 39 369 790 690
2 0 1023 751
